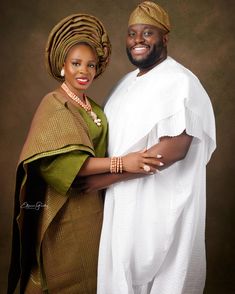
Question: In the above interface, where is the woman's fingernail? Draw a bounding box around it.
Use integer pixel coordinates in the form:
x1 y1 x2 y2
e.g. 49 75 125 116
159 162 164 166
157 154 162 158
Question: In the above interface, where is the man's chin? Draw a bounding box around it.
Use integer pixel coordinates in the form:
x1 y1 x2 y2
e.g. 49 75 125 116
130 57 150 68
131 55 148 63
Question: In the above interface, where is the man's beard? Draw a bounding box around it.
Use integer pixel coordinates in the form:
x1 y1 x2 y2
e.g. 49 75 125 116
126 39 165 69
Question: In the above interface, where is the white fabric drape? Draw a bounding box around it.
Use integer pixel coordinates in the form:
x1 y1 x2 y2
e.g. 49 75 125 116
98 57 216 294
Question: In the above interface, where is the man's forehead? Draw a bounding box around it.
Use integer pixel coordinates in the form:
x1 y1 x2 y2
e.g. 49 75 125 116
128 24 159 31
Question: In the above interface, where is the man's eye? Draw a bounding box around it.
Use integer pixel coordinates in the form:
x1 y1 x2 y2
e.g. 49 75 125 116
128 32 135 37
143 31 152 37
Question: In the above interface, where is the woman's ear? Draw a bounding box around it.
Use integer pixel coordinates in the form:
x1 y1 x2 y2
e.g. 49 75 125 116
60 68 65 77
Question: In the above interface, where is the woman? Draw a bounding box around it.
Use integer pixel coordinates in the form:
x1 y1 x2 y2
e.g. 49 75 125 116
8 13 162 293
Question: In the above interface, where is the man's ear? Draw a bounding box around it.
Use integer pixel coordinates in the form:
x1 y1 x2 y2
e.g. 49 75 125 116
163 33 169 47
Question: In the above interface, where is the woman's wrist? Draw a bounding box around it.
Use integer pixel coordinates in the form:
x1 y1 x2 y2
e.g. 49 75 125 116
110 156 123 173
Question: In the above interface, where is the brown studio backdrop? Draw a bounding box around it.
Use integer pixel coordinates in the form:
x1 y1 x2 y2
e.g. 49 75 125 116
0 0 234 293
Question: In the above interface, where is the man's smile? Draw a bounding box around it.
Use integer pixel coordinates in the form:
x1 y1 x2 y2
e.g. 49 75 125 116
131 45 150 55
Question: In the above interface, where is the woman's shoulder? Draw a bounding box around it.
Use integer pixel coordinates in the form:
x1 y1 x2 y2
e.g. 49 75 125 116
42 88 67 105
36 88 69 114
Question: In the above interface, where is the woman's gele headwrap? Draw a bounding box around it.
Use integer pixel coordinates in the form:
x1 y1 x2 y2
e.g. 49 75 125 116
45 13 111 82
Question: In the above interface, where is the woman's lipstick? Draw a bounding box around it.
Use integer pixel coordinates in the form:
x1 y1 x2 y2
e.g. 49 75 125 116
76 77 89 85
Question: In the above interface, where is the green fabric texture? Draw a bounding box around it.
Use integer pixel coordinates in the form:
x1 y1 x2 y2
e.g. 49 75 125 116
78 97 108 157
39 150 89 195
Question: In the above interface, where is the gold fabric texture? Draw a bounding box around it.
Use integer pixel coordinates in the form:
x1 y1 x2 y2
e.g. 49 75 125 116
45 13 111 81
8 91 108 293
128 1 171 32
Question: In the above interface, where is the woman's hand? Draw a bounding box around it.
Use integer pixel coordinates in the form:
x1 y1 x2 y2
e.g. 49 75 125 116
122 149 163 174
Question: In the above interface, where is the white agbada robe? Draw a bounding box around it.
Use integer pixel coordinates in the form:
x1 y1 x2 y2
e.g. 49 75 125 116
97 57 216 294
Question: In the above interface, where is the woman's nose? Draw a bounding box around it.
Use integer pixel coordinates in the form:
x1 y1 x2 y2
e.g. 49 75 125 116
78 65 88 74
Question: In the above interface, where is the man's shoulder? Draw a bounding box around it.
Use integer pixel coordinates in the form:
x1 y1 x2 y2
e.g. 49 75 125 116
107 70 137 93
120 69 137 82
164 57 199 82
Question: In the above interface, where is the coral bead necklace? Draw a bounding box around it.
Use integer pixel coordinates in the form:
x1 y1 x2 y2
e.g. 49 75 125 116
61 82 101 126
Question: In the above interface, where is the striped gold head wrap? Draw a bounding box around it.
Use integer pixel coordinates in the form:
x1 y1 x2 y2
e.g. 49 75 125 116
128 1 170 32
45 13 111 81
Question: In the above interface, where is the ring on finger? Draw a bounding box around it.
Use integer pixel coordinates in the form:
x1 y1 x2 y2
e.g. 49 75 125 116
143 164 151 172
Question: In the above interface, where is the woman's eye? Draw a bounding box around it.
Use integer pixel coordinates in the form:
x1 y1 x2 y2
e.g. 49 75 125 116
89 64 96 68
72 62 80 67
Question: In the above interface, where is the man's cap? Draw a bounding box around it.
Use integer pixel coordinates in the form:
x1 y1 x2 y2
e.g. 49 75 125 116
128 1 170 32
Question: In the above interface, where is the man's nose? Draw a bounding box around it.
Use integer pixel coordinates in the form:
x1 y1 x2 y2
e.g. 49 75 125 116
134 33 145 43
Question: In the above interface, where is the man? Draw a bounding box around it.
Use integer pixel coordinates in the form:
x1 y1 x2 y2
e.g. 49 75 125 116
97 1 216 293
